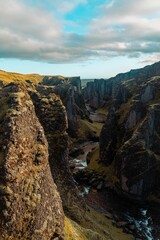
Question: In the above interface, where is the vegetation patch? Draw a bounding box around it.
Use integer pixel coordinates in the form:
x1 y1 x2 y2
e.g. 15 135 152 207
77 119 103 141
0 70 43 84
87 146 119 184
65 217 87 240
118 96 135 125
96 107 108 116
65 207 132 240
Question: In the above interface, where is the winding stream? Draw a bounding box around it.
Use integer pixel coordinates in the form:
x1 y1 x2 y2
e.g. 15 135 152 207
70 141 160 240
69 108 160 240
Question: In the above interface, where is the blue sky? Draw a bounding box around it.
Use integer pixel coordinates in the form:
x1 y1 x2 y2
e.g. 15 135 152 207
0 0 160 78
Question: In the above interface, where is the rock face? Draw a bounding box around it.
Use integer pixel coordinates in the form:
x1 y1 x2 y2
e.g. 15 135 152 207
42 76 81 94
82 79 112 109
100 110 118 165
0 83 65 239
115 104 160 199
97 65 160 200
39 76 88 137
29 90 86 222
0 73 137 240
82 61 160 109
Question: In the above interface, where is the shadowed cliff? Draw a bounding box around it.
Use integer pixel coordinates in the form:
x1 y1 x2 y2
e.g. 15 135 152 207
29 89 87 222
84 61 160 201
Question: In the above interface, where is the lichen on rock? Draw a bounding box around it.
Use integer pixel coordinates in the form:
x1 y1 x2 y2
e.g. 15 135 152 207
0 82 65 239
29 89 86 223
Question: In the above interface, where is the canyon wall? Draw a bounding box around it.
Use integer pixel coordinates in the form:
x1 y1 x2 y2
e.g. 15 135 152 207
83 62 160 201
0 83 65 239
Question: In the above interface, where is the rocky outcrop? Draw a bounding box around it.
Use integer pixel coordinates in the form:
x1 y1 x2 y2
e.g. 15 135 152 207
42 76 81 93
82 61 160 109
0 83 65 239
115 104 160 200
108 61 160 84
38 76 88 137
52 85 88 136
29 90 86 222
100 110 118 165
82 79 112 109
0 73 136 240
98 70 160 200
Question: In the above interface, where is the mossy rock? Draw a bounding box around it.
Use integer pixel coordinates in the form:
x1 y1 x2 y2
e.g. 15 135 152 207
87 146 119 184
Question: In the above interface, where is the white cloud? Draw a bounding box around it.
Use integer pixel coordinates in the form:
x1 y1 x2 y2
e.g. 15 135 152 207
0 0 159 63
86 0 160 58
139 53 160 64
0 0 64 61
0 0 62 40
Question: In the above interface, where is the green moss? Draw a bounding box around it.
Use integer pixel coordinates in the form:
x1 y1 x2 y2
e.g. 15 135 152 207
41 97 49 104
65 206 133 240
85 207 132 240
34 143 46 165
65 217 87 240
118 96 135 125
77 119 103 140
96 108 108 116
0 185 13 195
87 146 119 184
10 92 25 99
0 97 9 120
122 78 137 92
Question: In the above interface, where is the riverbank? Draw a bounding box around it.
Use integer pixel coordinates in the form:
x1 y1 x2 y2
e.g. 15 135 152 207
69 106 160 240
71 139 160 240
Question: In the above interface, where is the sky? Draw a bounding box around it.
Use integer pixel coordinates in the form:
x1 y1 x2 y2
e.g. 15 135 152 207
0 0 160 78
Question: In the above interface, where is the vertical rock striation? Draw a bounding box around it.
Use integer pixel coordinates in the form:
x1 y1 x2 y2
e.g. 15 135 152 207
82 61 160 110
30 90 86 222
38 76 88 137
0 83 65 239
95 65 160 201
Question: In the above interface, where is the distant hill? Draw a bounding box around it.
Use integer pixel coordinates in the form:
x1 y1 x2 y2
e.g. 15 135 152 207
0 70 44 84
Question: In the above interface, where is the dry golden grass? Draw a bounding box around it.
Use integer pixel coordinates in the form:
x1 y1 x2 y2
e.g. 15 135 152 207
65 217 88 240
96 108 108 116
78 119 103 140
65 206 133 240
0 70 43 84
87 146 119 184
84 207 133 240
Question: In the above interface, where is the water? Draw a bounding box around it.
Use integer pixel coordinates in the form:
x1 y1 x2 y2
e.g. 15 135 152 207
69 158 87 170
103 189 160 240
70 141 160 240
69 142 98 178
123 208 153 239
69 107 160 239
79 186 90 197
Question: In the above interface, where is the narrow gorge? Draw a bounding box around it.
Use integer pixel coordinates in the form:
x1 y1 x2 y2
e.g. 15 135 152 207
0 61 160 240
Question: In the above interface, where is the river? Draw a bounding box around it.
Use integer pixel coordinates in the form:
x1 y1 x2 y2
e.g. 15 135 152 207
70 140 160 240
69 142 160 240
69 106 160 240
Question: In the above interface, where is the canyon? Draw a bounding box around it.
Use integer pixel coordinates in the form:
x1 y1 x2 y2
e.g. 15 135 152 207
0 61 159 239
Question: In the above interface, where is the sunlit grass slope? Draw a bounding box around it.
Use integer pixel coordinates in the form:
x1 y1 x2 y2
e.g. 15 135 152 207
0 70 43 84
